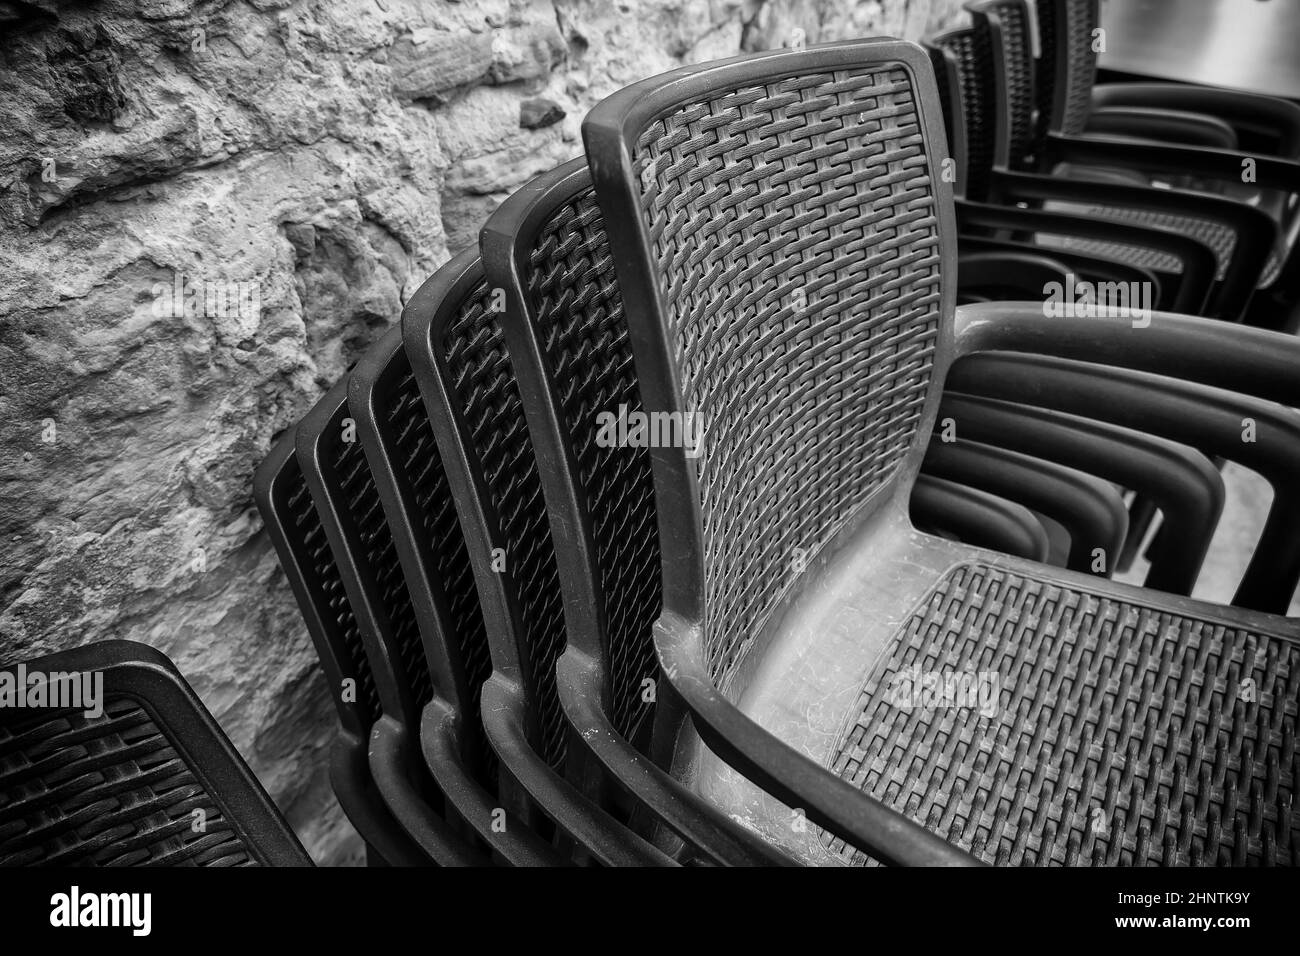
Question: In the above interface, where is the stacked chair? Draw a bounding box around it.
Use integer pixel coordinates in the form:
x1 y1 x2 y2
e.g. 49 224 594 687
0 641 309 866
257 30 1300 867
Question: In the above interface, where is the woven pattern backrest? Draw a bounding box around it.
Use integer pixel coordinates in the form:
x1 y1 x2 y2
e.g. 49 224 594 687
632 64 944 688
283 457 382 725
935 30 996 200
1037 0 1097 135
322 411 433 717
981 0 1037 168
0 697 256 866
525 186 662 740
439 281 569 769
371 348 496 778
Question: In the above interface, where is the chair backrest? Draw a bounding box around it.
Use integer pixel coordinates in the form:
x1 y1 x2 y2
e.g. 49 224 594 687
480 158 662 743
0 641 309 866
255 429 382 740
926 43 971 198
926 0 1039 201
295 378 433 740
966 0 1039 167
1034 0 1098 136
349 319 497 783
584 39 956 694
403 252 571 771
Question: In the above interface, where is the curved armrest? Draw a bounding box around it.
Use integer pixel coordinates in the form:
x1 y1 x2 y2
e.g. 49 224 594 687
420 699 565 866
957 199 1214 314
653 613 982 867
479 674 677 867
1045 135 1300 198
950 308 1300 613
912 475 1050 562
936 394 1223 595
368 716 488 866
923 439 1128 574
328 730 428 867
989 170 1277 319
1085 106 1238 150
952 302 1300 405
1090 83 1300 158
556 648 795 866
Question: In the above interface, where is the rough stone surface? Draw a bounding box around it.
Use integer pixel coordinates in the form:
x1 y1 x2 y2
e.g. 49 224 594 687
0 0 966 864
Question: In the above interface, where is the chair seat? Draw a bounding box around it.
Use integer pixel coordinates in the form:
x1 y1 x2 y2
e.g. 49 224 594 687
1037 200 1283 287
680 513 1300 866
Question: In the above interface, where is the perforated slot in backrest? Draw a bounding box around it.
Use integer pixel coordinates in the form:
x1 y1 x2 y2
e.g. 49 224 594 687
524 185 662 740
439 282 570 769
631 63 945 689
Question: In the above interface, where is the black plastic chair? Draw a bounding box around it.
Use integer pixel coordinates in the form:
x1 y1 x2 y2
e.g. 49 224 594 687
957 0 1300 321
255 435 427 866
926 15 1254 319
584 36 1300 865
0 641 310 866
928 31 1202 312
1032 0 1300 323
293 378 488 866
402 243 675 866
1036 0 1300 163
477 156 794 866
347 316 564 866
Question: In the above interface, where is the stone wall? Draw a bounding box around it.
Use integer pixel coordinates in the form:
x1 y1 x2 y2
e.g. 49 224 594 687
0 0 967 864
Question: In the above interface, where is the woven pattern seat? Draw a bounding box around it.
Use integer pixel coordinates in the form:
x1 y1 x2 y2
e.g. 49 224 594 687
821 563 1299 866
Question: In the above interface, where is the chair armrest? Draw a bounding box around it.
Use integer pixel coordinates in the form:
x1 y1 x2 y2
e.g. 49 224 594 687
990 170 1277 319
912 475 1050 562
653 612 982 867
1090 83 1300 157
957 199 1215 314
1085 106 1238 150
1045 134 1300 196
936 394 1223 595
420 699 565 866
923 439 1128 574
479 674 677 867
952 302 1300 405
556 648 795 866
